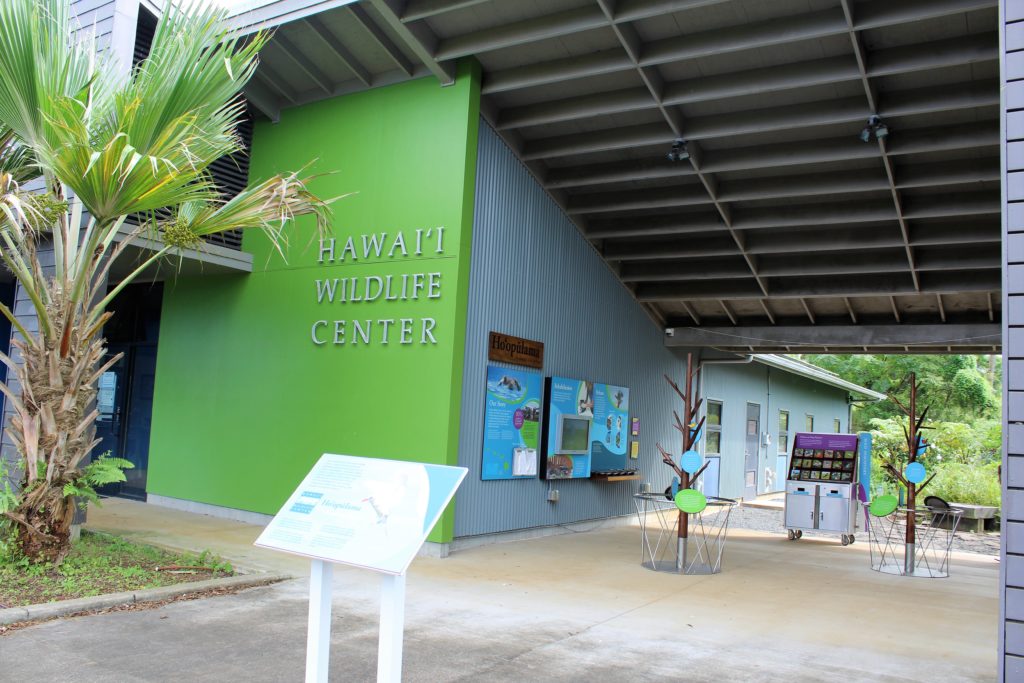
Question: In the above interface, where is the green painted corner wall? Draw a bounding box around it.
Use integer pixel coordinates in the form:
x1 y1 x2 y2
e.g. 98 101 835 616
146 64 481 543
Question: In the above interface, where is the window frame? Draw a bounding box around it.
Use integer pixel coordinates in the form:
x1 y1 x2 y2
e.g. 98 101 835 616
834 418 841 433
805 414 814 432
778 410 789 454
705 399 723 456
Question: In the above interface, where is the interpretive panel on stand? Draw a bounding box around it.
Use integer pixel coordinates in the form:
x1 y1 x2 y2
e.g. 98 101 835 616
255 454 467 575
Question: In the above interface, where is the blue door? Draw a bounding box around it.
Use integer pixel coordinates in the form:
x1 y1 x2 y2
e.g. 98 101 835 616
94 283 162 500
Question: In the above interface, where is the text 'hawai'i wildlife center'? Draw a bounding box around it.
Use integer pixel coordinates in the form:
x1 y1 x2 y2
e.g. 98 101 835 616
311 228 447 348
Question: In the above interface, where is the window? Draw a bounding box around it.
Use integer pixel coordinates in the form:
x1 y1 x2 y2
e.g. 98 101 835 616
778 411 789 454
805 414 814 432
706 401 723 455
834 418 841 433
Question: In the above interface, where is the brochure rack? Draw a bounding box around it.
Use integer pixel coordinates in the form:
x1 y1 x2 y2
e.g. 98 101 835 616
784 432 860 546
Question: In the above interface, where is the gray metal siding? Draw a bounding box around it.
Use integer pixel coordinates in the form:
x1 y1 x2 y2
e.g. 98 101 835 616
453 121 689 538
71 0 117 51
1007 2 1023 677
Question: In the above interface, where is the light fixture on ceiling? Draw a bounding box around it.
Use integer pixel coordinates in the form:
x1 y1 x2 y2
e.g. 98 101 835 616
859 115 889 142
667 139 689 162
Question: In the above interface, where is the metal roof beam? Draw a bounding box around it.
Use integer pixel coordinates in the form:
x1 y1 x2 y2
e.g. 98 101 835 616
854 0 997 31
254 65 298 104
844 298 858 324
619 258 755 282
636 270 1000 301
682 301 702 325
869 33 996 76
641 9 848 66
604 235 740 261
243 79 281 123
435 0 735 61
546 123 997 190
721 300 738 325
347 4 415 76
366 0 456 84
567 185 713 214
518 82 996 159
585 214 722 239
278 28 346 92
602 220 1001 259
801 299 817 325
480 1 994 95
547 157 698 190
435 6 608 60
498 88 653 130
401 0 489 22
481 9 847 95
498 37 997 132
662 323 1001 348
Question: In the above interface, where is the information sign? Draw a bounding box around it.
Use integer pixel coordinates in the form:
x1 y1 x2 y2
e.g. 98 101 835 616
481 366 542 479
256 454 467 575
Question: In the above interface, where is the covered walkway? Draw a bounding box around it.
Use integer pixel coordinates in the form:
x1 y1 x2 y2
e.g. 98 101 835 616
1 499 997 682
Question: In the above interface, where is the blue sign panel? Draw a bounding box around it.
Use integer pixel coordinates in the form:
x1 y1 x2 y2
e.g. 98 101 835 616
857 431 872 494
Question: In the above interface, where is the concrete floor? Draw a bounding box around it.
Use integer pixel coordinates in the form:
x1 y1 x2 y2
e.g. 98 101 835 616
0 499 999 682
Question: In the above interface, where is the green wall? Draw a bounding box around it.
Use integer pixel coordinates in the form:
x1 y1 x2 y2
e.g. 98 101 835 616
146 64 480 543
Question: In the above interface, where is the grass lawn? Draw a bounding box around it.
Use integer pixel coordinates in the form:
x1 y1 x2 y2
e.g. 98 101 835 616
0 531 233 609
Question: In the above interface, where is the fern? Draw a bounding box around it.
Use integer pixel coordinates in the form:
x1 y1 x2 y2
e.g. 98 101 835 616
62 453 134 506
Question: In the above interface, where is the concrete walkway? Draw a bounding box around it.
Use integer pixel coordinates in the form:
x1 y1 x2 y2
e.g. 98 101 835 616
0 499 999 682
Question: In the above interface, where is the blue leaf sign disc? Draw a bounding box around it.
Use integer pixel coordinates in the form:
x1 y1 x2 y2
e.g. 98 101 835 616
905 461 926 485
681 450 702 474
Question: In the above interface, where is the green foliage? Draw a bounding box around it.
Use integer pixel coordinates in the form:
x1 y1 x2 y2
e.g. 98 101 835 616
0 531 234 607
62 453 134 506
866 417 1002 507
803 354 1001 429
924 462 1001 508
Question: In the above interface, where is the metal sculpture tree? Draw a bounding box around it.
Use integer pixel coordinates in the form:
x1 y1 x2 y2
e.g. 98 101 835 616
656 353 708 571
883 372 937 574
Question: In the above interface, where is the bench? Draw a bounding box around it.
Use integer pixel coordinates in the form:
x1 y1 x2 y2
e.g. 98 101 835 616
948 503 998 533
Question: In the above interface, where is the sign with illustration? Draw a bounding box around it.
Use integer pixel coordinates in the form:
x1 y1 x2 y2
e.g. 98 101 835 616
590 384 631 472
541 377 630 479
255 454 467 575
481 365 543 480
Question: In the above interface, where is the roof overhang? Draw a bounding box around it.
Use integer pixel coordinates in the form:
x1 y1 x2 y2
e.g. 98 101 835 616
232 0 1002 354
753 354 887 401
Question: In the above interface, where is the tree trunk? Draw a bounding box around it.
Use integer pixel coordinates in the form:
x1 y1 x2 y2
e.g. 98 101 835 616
3 282 109 564
11 485 76 564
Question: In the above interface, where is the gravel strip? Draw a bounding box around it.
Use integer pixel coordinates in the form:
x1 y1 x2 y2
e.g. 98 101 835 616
730 504 1001 556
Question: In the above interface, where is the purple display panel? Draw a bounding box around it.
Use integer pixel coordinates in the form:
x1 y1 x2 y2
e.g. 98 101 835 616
793 433 858 451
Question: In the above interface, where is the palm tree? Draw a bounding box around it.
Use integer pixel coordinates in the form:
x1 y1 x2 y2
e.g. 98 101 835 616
0 0 331 563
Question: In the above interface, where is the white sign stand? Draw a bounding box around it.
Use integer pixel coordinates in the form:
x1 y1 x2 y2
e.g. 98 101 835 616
377 573 406 682
255 454 467 683
306 560 333 683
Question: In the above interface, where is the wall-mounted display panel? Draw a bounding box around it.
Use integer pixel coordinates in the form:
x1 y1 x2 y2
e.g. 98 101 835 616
541 377 630 479
481 366 542 480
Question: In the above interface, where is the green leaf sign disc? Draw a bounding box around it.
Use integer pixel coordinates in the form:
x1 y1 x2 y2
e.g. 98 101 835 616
675 489 707 514
869 494 898 517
